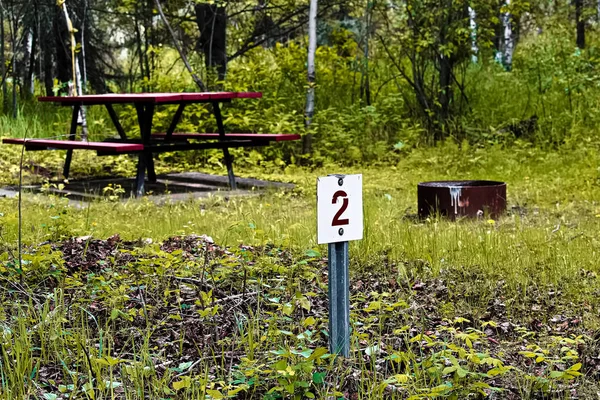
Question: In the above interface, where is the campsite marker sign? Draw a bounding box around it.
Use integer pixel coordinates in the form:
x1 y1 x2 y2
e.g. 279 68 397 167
317 174 363 357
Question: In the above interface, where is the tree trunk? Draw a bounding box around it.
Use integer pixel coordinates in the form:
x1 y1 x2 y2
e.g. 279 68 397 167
438 56 453 129
43 34 54 95
134 16 147 89
0 4 6 112
303 0 318 154
360 0 371 105
8 7 17 118
24 25 37 97
195 3 227 82
60 1 88 140
497 0 514 71
54 7 71 92
469 6 477 63
436 1 455 139
81 0 87 92
575 0 585 49
11 49 16 118
144 0 151 86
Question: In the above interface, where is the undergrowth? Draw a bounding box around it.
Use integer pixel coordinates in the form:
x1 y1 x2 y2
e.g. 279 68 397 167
0 142 598 398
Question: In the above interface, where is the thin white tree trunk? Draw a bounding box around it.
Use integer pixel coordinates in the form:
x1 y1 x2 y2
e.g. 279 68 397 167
495 0 514 70
60 1 88 139
303 0 317 153
81 0 87 91
503 0 513 69
24 28 34 94
468 6 477 63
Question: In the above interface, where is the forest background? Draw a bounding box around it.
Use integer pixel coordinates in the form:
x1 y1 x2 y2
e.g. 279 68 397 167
0 0 598 168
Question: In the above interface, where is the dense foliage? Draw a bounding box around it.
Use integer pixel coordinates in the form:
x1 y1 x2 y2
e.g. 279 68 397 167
3 0 600 165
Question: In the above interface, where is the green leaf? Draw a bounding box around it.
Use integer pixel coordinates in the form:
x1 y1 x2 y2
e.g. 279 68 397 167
274 359 287 371
519 351 537 358
549 371 564 378
364 345 380 356
313 372 326 384
299 297 311 311
569 363 582 371
284 383 295 394
104 381 122 389
308 347 329 361
297 348 313 358
172 377 191 391
304 249 320 257
170 361 193 373
487 367 506 376
206 389 224 399
282 303 293 316
443 366 458 375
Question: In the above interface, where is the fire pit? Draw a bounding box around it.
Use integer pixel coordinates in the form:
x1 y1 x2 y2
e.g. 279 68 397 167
417 180 506 220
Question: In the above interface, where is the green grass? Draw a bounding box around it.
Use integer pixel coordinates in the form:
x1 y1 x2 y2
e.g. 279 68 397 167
0 141 599 398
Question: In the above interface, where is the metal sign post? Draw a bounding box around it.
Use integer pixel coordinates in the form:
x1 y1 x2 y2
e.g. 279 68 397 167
317 174 363 357
328 240 350 356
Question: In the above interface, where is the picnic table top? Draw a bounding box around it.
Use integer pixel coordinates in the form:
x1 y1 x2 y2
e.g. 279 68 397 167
38 92 262 105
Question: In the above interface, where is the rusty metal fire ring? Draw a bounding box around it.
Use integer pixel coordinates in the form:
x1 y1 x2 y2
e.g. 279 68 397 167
417 180 506 220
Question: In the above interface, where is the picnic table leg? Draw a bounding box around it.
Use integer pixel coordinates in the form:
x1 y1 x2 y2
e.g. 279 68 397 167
63 104 81 179
142 104 156 183
135 154 146 197
146 154 156 182
212 101 237 190
165 103 186 140
105 104 128 140
135 103 156 196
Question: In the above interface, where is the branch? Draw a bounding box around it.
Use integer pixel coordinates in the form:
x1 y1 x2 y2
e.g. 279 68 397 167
376 34 415 89
154 0 206 91
90 6 196 23
229 3 336 61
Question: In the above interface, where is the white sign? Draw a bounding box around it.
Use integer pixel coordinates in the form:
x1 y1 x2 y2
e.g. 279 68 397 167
317 174 363 244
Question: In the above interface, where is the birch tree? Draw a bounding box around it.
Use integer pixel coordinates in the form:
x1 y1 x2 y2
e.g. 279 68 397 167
469 6 477 63
495 0 515 71
58 0 88 140
303 0 318 154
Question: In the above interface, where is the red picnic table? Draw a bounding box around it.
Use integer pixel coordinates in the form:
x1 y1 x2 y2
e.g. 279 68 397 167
3 92 300 197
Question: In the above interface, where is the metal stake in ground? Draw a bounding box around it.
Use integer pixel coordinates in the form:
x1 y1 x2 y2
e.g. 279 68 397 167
317 174 363 357
328 240 350 356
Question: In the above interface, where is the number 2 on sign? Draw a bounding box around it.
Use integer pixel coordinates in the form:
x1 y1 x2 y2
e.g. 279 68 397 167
332 190 349 226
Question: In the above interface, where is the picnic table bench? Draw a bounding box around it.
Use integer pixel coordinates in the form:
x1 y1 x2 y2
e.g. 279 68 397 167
3 92 300 196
